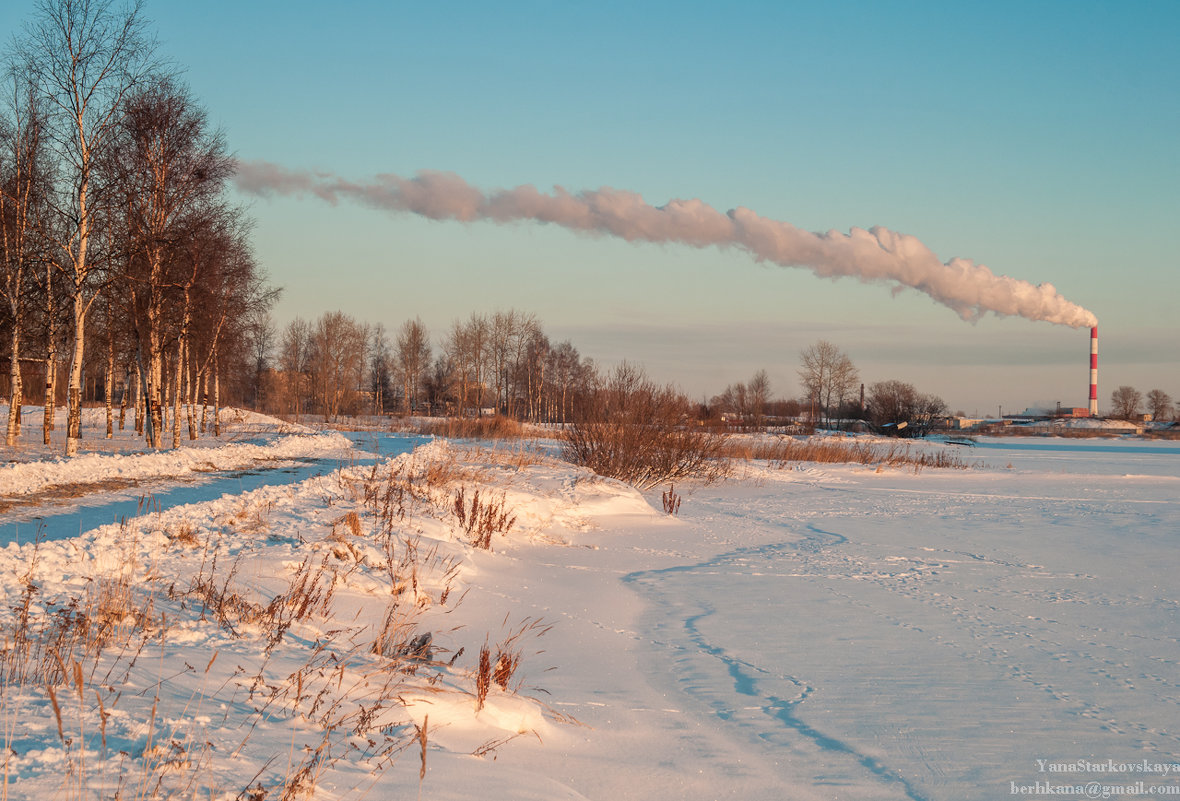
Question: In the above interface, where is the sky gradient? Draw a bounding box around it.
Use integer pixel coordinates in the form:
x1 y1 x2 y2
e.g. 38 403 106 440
4 0 1177 414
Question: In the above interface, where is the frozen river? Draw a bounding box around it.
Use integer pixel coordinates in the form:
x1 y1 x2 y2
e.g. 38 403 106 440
626 437 1180 800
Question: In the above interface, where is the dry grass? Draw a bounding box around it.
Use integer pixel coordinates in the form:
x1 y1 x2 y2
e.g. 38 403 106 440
1 526 162 692
223 498 275 534
343 443 533 555
474 617 552 712
726 435 971 472
0 436 565 798
661 484 682 515
412 416 529 440
452 488 517 551
0 505 443 797
468 442 550 470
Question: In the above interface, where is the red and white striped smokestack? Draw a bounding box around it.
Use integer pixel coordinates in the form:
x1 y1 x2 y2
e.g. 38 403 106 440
1089 326 1099 417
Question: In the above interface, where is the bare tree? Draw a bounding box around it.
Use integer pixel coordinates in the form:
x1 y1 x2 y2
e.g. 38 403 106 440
308 311 367 421
17 0 160 455
395 316 430 414
713 369 773 429
32 250 69 444
109 76 231 448
506 311 540 418
1145 389 1173 422
0 69 47 446
244 307 274 409
183 211 271 437
424 352 454 414
1109 385 1142 421
520 326 549 422
368 323 392 416
278 317 310 419
746 369 771 428
546 339 590 424
445 312 489 416
865 379 947 437
798 341 858 428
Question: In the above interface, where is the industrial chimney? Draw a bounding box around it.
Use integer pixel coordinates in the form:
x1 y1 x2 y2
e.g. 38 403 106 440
1089 326 1098 417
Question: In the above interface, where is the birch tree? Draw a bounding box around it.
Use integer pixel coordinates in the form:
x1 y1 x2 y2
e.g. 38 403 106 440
798 340 858 428
368 323 392 416
0 70 47 446
16 0 159 455
445 312 488 416
395 317 430 414
109 76 230 448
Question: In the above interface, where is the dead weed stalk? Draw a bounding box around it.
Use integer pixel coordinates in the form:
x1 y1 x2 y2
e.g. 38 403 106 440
452 487 517 550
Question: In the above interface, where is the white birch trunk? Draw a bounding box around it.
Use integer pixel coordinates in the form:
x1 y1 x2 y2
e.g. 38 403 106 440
171 342 182 449
213 349 221 437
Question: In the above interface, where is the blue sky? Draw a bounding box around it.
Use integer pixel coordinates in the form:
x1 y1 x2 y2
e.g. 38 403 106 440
5 0 1177 414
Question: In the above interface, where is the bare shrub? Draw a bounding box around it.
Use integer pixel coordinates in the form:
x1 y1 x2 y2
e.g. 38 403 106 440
563 363 729 490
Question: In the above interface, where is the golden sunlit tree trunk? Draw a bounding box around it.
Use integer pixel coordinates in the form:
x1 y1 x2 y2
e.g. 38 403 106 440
17 0 158 456
0 74 44 447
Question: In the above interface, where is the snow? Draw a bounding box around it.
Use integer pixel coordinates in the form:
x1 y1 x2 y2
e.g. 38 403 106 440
1 419 1178 799
0 430 353 496
0 406 348 493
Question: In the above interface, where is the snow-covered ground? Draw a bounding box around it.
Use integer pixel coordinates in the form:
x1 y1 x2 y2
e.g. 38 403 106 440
1 406 350 494
2 421 1178 800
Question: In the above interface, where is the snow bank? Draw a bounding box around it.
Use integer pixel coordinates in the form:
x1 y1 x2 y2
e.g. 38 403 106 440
0 430 353 496
0 438 659 800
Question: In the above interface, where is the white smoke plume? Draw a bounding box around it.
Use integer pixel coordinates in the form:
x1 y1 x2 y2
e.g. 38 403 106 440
234 161 1097 328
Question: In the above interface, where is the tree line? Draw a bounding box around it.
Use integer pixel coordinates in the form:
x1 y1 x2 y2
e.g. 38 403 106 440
243 313 958 439
1 0 274 452
1110 386 1173 422
710 340 949 436
244 309 598 424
